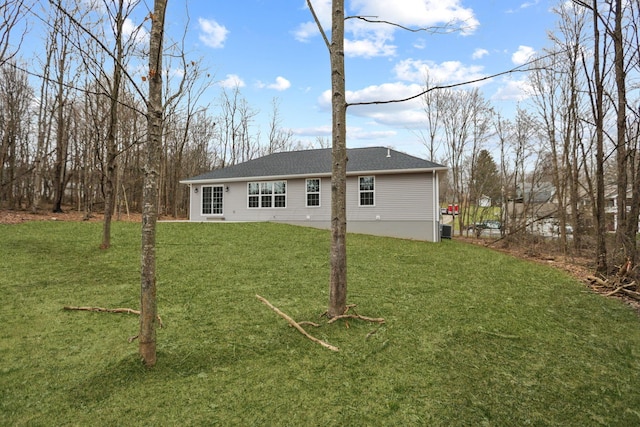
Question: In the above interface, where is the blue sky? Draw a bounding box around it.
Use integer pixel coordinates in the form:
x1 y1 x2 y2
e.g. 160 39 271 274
177 0 559 159
25 0 560 160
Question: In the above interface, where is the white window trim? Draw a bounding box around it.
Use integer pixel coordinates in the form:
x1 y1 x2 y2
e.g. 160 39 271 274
202 185 224 216
247 180 287 209
358 176 375 207
305 178 321 208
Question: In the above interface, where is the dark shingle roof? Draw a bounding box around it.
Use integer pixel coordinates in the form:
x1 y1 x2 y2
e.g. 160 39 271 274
181 146 446 183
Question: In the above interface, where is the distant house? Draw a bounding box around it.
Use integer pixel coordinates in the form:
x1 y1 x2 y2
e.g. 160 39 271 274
180 146 448 242
605 186 639 232
478 195 492 208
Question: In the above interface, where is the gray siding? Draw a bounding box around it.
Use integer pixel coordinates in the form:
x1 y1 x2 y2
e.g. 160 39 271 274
345 173 434 221
187 171 441 242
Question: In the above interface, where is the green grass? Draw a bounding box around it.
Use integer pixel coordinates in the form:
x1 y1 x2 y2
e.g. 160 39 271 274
1 221 639 426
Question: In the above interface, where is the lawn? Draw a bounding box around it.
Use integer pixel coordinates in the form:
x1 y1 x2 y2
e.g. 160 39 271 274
1 221 639 426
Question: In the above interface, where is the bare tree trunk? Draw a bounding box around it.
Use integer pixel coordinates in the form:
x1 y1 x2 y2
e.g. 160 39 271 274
627 143 640 266
101 0 125 249
52 67 68 213
591 0 608 274
328 0 347 318
140 0 167 367
612 0 630 263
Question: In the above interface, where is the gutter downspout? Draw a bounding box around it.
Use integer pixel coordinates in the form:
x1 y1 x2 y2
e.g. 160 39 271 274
433 170 439 242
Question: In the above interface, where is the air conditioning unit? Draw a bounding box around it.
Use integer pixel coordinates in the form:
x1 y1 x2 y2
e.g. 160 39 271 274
441 224 452 240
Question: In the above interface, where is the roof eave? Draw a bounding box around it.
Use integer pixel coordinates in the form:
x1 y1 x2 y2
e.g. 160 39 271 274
180 172 332 185
179 166 448 185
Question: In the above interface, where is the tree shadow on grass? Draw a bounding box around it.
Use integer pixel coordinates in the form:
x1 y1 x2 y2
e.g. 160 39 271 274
65 343 248 408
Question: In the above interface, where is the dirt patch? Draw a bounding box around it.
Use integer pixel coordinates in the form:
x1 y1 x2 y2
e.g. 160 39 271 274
0 208 143 225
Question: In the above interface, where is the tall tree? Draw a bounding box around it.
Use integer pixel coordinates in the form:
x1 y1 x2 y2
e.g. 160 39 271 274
0 0 28 66
327 0 348 318
471 149 500 203
266 98 294 155
101 0 126 249
0 62 32 208
306 0 347 317
139 0 167 367
574 0 608 274
50 4 75 213
610 0 633 264
418 73 445 162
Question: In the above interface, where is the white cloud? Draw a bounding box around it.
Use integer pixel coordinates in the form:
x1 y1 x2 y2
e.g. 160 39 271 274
257 76 291 91
492 78 532 101
294 0 331 42
121 17 149 46
217 74 245 88
349 0 479 35
506 0 540 13
292 125 397 140
198 18 228 48
512 45 535 65
319 82 424 108
472 48 489 60
293 21 321 42
318 81 428 127
345 36 396 58
413 38 427 50
349 128 398 140
292 125 332 137
393 58 486 85
519 0 540 9
294 0 479 56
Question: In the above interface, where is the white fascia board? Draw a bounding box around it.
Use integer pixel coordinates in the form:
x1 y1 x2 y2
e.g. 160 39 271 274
179 167 448 185
179 173 332 185
347 167 448 176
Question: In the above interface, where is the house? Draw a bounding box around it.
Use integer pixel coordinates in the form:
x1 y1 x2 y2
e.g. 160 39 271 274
478 194 492 208
180 146 448 241
605 186 639 232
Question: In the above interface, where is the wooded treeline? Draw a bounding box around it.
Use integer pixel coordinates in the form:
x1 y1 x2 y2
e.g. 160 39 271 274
0 1 639 272
422 0 640 273
0 0 298 222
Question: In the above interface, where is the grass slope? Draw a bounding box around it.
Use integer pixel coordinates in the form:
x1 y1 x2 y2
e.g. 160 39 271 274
1 221 639 426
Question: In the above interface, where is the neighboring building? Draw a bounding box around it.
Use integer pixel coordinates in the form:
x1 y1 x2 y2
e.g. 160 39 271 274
478 195 492 208
605 187 639 232
180 146 448 242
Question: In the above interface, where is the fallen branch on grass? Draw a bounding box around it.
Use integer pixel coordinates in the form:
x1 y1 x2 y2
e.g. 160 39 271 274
620 287 640 301
327 314 386 324
604 282 637 297
256 295 339 352
321 304 385 325
586 275 640 302
586 275 608 287
63 305 164 329
297 321 321 327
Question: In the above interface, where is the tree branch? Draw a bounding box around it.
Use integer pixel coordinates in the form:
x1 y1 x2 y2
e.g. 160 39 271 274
63 305 165 328
256 294 339 352
346 15 461 34
47 0 146 101
346 50 564 108
306 0 331 50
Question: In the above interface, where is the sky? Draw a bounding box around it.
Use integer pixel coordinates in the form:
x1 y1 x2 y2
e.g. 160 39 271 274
22 0 561 160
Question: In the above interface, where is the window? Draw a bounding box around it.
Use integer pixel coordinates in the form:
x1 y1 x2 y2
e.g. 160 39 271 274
260 182 273 207
202 185 224 215
248 181 286 208
359 176 375 206
306 178 320 207
274 181 286 207
248 182 260 207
